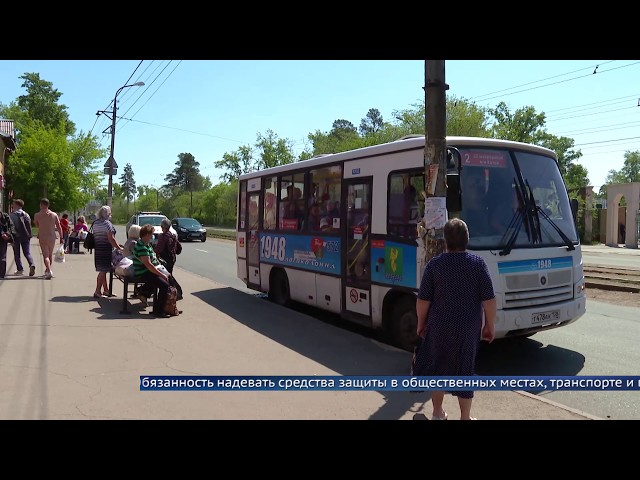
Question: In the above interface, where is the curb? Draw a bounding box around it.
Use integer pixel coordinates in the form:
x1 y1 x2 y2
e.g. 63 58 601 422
585 280 640 293
514 390 603 420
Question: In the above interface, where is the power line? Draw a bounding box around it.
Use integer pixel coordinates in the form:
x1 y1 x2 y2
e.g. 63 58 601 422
471 61 615 101
548 105 638 123
575 135 640 147
472 61 640 104
93 60 147 136
545 93 639 114
555 120 640 137
117 115 247 144
581 148 637 156
545 97 638 121
115 61 174 130
117 61 181 133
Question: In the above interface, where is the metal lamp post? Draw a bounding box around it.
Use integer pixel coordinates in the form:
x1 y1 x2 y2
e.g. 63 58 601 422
104 81 144 208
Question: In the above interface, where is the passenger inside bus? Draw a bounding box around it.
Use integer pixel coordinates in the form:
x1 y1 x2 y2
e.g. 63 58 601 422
461 171 490 237
489 186 523 235
307 202 323 231
281 201 303 230
387 180 421 238
264 192 277 230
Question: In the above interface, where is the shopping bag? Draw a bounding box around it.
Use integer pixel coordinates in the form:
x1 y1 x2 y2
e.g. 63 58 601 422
55 244 66 263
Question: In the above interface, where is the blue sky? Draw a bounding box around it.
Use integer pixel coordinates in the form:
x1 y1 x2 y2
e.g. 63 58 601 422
1 60 639 194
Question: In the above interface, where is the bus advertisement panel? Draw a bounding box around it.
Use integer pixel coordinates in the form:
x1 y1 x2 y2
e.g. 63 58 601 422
259 232 341 275
370 239 418 289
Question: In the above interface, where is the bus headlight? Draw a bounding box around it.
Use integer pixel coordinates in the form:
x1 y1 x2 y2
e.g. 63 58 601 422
576 282 585 295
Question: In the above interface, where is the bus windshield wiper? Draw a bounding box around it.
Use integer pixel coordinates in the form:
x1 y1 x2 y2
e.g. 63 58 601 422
498 208 524 256
524 180 574 251
535 206 576 251
524 180 541 244
499 180 529 256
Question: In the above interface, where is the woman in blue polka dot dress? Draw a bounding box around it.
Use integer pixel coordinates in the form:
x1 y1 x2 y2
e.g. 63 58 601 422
414 218 497 420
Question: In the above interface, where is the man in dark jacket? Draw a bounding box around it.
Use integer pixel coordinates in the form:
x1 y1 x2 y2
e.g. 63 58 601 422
1 207 17 278
9 198 36 277
153 218 183 300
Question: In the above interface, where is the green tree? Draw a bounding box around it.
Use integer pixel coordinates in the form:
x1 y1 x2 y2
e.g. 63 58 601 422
391 96 490 137
254 129 295 170
67 132 106 213
537 133 583 178
359 108 384 136
604 169 627 185
203 181 237 226
16 72 76 136
7 122 73 213
305 117 371 156
446 98 491 137
165 152 203 217
1 73 104 214
489 102 547 143
214 144 255 183
488 102 587 189
601 151 640 201
564 164 590 194
119 163 136 216
620 151 640 181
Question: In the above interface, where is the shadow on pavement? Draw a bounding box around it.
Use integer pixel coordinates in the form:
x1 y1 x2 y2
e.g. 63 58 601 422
476 337 585 394
50 294 154 320
192 287 431 419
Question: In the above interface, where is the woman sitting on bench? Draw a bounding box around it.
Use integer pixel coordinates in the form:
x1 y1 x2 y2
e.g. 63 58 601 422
68 216 89 254
132 224 172 318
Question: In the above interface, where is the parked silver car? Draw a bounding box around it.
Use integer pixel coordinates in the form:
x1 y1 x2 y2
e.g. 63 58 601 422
126 211 177 244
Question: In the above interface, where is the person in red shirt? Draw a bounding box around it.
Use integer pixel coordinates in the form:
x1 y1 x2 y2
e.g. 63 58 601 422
68 216 89 254
60 213 71 253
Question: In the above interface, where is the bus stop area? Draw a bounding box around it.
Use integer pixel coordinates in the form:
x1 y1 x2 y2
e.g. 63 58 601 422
0 238 599 420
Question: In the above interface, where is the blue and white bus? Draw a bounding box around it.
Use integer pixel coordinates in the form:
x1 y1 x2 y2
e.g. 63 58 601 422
236 135 586 351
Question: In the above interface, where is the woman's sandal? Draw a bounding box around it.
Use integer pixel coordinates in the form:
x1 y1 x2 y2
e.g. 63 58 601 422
102 292 116 297
432 411 448 420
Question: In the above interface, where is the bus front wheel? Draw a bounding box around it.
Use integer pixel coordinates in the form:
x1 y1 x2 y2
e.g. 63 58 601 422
392 296 420 352
268 269 290 306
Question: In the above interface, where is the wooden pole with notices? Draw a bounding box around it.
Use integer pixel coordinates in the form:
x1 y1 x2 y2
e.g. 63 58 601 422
423 60 448 261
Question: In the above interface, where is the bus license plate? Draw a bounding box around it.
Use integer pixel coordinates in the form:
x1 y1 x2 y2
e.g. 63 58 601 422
531 310 560 324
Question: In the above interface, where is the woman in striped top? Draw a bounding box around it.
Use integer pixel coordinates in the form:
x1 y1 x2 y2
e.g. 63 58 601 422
93 205 124 298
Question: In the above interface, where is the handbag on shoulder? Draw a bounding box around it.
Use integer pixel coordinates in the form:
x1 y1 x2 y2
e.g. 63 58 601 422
84 222 95 250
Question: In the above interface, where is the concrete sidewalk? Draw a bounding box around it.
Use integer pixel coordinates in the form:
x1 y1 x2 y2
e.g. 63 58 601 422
0 238 599 420
582 244 640 256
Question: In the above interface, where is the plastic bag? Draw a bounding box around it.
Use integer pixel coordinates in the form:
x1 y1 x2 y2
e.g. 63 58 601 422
55 244 66 263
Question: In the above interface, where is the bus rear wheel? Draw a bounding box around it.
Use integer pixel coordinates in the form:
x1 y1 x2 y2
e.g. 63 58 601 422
391 296 420 352
268 269 290 306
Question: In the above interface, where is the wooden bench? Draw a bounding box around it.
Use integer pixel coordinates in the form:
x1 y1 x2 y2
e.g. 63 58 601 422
67 237 92 254
108 270 155 314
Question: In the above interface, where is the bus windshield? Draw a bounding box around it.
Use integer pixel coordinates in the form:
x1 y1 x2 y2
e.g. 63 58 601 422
459 148 578 250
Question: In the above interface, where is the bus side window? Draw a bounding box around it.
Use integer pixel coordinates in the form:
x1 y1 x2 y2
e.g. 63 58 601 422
388 172 420 238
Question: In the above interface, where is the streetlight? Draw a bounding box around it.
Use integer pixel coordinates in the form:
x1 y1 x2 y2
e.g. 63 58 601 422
100 81 144 208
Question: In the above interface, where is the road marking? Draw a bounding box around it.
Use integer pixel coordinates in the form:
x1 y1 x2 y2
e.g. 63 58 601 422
196 249 209 253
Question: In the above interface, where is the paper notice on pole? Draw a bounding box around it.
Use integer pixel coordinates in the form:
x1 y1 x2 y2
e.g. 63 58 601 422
424 197 447 229
427 164 439 195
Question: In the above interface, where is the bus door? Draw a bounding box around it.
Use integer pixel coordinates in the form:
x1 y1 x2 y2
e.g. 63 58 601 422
246 191 261 289
343 178 372 317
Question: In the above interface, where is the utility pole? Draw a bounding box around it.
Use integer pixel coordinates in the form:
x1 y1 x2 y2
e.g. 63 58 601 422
422 60 449 264
97 81 144 209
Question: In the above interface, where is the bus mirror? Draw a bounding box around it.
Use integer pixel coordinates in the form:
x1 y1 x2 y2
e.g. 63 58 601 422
447 147 461 172
570 198 579 223
446 173 462 212
446 147 462 211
